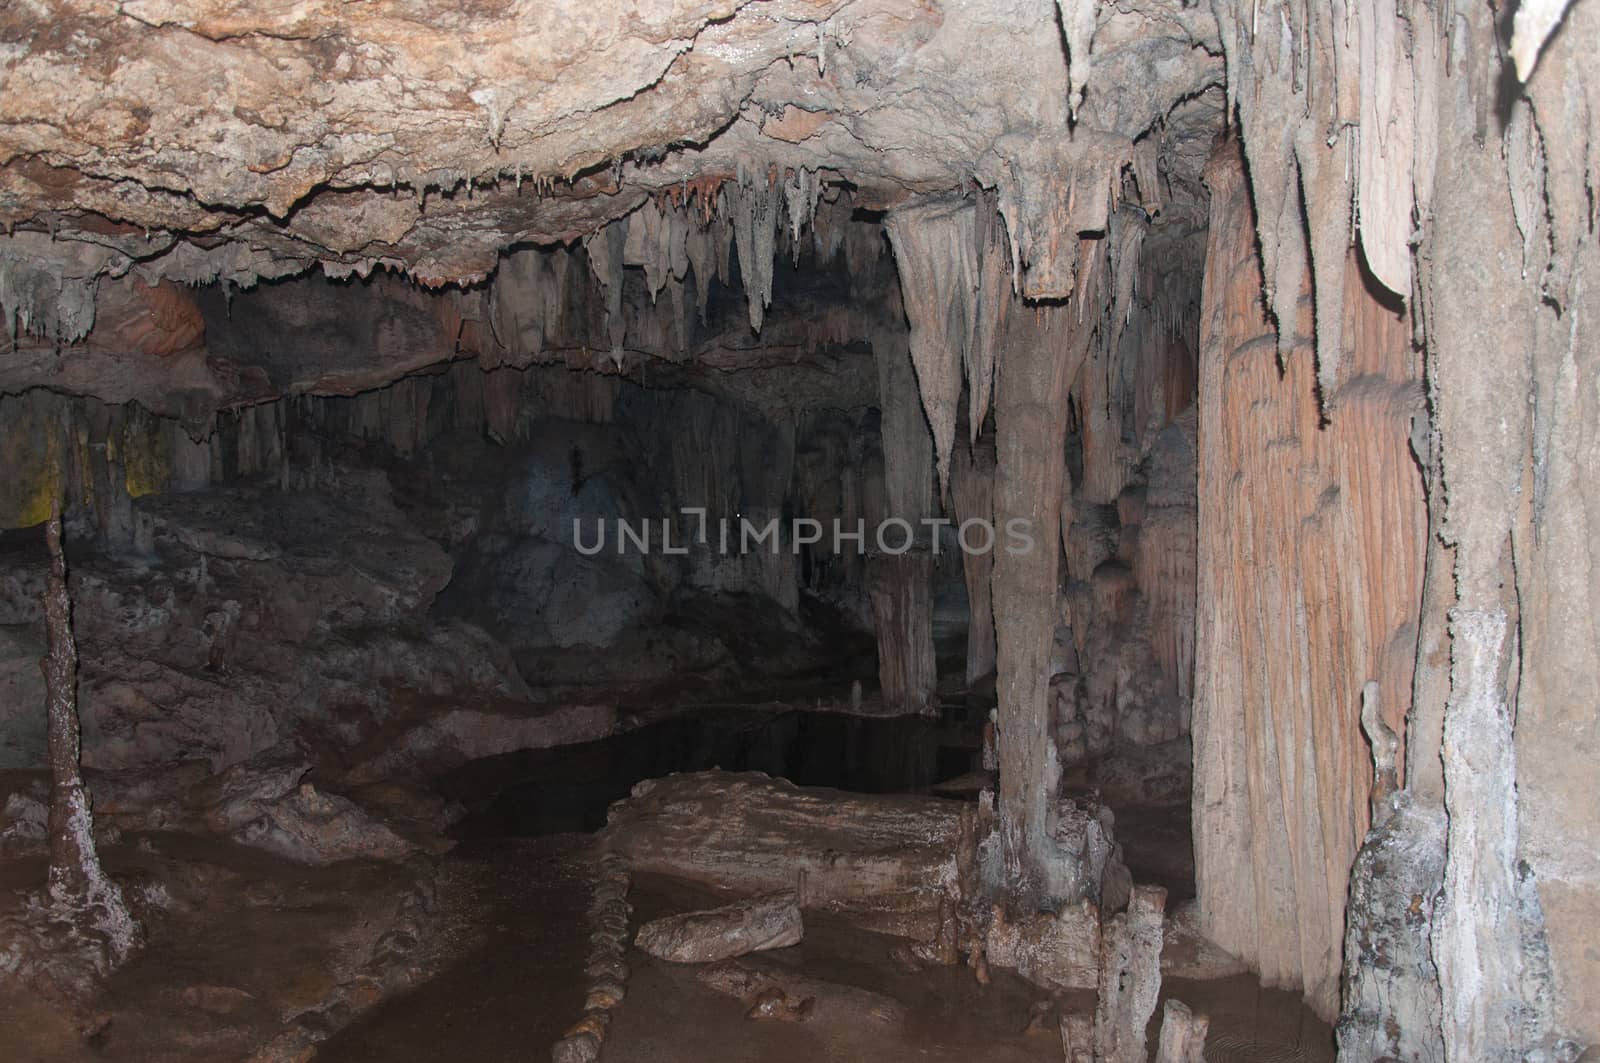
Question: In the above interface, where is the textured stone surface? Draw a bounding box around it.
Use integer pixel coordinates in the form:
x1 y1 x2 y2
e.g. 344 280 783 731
603 771 960 941
0 0 1219 423
1191 136 1425 1022
634 893 802 964
1337 792 1445 1063
1093 885 1165 1063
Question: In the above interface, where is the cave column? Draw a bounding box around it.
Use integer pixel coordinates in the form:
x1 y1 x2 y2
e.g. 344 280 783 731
990 283 1092 901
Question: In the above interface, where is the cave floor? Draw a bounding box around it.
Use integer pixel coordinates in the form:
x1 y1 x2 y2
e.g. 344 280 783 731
320 835 1334 1063
0 829 435 1062
0 736 1333 1062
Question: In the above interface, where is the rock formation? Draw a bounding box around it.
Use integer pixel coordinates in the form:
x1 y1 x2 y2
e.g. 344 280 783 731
634 893 803 964
0 0 1593 1059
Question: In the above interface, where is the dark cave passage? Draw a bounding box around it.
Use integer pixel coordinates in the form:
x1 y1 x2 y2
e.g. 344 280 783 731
440 707 977 838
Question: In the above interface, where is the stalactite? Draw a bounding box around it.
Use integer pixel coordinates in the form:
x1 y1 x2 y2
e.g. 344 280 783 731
1209 0 1439 402
1354 0 1415 299
966 202 1010 445
582 221 628 357
1054 0 1097 122
683 220 719 325
979 130 1132 300
1510 0 1575 81
884 200 978 495
0 232 123 344
729 170 779 333
782 167 819 262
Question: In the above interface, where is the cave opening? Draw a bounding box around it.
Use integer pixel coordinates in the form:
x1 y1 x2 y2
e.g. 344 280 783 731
2 4 1596 1063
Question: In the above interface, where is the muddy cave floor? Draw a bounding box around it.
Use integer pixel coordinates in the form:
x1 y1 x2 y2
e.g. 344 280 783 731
0 709 1333 1063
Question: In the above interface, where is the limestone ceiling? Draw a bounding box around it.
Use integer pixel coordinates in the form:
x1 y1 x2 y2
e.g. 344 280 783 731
0 0 1223 411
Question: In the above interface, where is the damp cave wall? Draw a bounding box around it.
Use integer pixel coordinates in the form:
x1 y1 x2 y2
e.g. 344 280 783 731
0 237 925 775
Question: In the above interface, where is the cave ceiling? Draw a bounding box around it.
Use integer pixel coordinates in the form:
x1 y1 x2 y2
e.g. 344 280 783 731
0 0 1223 415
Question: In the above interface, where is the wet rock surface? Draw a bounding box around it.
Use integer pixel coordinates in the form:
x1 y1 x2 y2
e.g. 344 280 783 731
635 892 803 964
603 770 962 941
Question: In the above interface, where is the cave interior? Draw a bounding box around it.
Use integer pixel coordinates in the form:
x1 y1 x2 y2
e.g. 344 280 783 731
0 2 1595 1062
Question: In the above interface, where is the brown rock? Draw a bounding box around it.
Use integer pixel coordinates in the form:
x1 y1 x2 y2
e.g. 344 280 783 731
634 893 803 964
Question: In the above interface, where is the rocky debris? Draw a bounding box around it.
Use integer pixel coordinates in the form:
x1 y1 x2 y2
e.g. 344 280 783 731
1153 999 1208 1062
635 892 803 964
229 782 416 867
188 756 413 865
180 984 258 1017
696 959 906 1028
361 704 619 781
553 850 632 1063
1093 885 1167 1063
745 986 816 1023
0 788 48 848
603 771 961 941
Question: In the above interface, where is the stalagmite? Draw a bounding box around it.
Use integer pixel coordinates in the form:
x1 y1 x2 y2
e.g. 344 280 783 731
42 505 139 968
1425 6 1567 1053
1337 791 1446 1062
1092 884 1165 1063
0 0 1596 1057
1153 999 1207 1063
1058 1013 1093 1063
